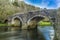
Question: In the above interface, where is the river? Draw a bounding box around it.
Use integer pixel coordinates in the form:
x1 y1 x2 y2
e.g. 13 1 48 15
0 26 54 40
38 26 55 40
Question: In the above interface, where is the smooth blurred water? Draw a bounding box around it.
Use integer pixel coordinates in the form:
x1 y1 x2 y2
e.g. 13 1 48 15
0 26 54 40
0 29 45 40
38 26 55 40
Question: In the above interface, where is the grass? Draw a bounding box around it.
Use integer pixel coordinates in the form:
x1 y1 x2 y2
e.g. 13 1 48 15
38 21 52 26
0 21 52 27
0 23 8 27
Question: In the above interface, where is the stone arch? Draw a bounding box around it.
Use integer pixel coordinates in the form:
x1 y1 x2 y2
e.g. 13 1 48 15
27 15 49 24
27 15 53 29
11 16 22 28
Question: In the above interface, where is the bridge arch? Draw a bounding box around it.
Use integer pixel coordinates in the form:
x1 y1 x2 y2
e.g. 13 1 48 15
27 15 53 29
27 15 50 24
11 16 22 28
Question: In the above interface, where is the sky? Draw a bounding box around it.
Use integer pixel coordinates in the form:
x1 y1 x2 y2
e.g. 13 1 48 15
23 0 60 9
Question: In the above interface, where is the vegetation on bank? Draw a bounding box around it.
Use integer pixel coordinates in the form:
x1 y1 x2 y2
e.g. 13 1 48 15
0 0 40 23
0 21 52 27
38 21 52 26
0 23 8 27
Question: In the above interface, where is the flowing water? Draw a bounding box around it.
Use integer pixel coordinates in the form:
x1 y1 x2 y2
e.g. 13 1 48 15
38 26 55 40
0 26 54 40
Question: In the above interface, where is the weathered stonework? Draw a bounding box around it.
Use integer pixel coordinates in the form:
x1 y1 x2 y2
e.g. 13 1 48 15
7 10 56 29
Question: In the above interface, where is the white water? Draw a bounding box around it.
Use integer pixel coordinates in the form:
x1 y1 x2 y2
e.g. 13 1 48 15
38 26 55 40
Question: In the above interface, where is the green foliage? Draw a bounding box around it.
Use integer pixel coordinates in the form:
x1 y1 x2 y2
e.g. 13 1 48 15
38 21 52 26
0 0 40 23
0 0 19 22
12 2 19 7
0 23 8 27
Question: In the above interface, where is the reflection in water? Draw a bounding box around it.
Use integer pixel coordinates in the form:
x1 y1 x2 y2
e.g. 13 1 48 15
27 29 45 40
0 26 54 40
0 29 45 40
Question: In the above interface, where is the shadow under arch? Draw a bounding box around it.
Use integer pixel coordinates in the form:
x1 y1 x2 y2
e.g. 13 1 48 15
11 16 22 30
27 15 46 30
4 19 8 23
27 15 46 24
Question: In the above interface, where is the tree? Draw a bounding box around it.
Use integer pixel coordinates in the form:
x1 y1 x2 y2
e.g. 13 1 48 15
0 0 40 23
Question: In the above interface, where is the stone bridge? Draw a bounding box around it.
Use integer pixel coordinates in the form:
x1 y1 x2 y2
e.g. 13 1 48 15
7 10 56 29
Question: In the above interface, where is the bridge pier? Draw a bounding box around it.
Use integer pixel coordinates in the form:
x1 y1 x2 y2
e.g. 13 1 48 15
22 23 28 30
